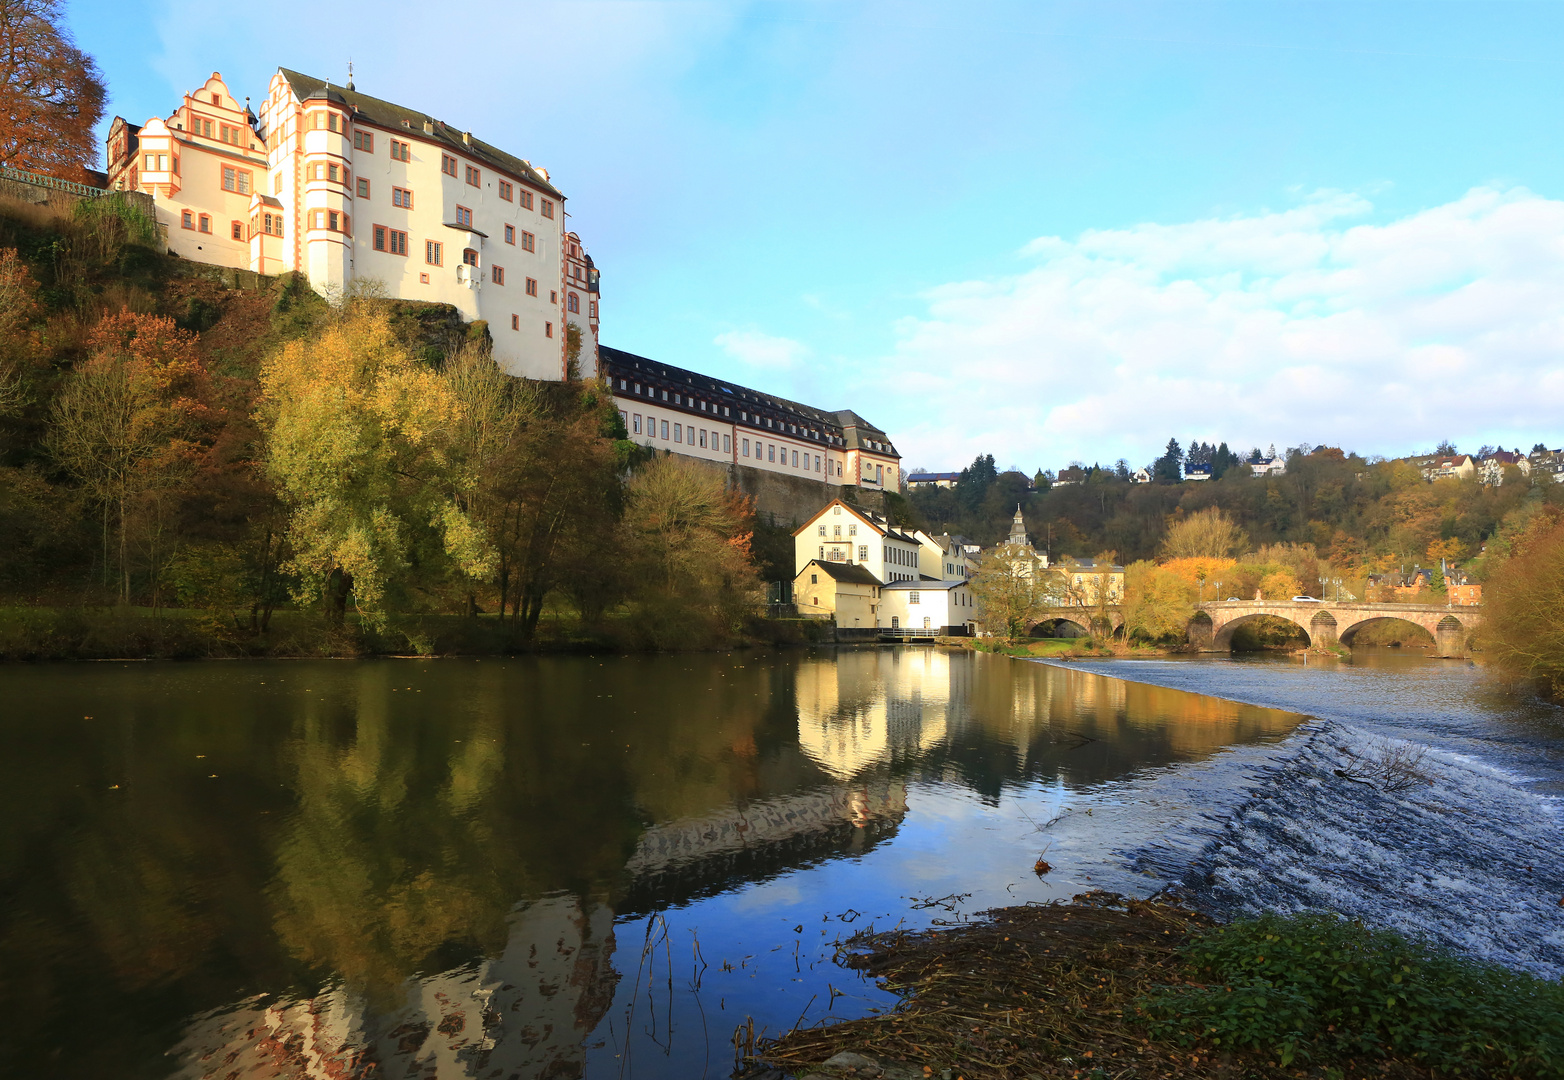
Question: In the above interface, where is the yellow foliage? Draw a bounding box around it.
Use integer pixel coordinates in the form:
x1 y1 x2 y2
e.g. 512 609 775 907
1158 557 1237 589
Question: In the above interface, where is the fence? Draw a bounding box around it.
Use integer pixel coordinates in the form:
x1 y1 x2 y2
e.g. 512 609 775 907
0 165 108 199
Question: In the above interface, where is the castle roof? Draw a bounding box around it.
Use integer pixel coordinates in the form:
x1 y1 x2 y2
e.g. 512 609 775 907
277 70 562 199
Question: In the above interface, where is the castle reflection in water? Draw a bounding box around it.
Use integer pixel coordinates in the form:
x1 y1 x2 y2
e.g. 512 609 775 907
0 653 1297 1080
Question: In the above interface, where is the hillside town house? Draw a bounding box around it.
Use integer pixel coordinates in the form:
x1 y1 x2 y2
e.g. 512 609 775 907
106 70 590 382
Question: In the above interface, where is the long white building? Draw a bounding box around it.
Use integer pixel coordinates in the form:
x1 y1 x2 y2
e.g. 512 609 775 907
107 69 592 382
600 346 903 495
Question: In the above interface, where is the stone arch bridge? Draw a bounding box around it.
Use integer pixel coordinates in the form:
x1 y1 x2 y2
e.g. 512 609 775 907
1190 600 1482 657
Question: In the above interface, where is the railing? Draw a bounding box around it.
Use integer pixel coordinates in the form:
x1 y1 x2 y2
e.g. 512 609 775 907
0 165 107 198
881 627 938 640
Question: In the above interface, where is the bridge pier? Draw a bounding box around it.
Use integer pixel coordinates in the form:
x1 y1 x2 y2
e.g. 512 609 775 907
1434 616 1469 658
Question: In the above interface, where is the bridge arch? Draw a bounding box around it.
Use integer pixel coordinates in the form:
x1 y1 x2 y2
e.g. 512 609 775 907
1336 615 1435 648
1211 611 1314 651
1030 617 1090 638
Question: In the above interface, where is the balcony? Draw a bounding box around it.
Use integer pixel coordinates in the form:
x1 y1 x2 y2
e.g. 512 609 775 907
455 264 482 290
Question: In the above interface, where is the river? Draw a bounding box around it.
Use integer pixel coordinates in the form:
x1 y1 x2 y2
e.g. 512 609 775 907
0 648 1556 1079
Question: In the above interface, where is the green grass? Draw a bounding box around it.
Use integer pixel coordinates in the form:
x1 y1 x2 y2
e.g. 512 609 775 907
1143 912 1564 1076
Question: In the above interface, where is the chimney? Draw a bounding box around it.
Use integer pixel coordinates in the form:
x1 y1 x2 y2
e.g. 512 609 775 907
423 120 433 134
462 131 471 146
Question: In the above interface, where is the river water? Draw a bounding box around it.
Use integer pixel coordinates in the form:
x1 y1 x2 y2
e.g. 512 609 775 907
0 648 1556 1079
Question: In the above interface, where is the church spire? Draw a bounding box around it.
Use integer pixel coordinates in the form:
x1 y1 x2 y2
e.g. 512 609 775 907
1007 503 1029 547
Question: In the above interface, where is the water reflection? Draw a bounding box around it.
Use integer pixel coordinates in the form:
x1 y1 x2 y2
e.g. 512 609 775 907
0 651 1304 1079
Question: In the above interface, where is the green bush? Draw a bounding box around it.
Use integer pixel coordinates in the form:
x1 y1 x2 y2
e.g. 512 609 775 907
1143 912 1564 1075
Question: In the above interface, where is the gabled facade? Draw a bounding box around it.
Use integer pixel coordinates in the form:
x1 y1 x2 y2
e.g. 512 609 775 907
1420 454 1476 481
793 560 882 627
106 73 268 269
793 500 921 583
107 69 576 381
915 531 974 581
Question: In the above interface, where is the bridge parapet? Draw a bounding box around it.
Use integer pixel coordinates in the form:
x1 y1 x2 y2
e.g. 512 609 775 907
1191 600 1481 657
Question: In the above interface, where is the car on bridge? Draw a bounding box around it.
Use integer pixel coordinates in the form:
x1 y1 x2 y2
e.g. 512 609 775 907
1291 595 1320 602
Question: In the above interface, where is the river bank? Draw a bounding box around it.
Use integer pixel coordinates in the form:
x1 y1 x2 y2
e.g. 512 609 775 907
752 653 1564 1079
0 604 832 660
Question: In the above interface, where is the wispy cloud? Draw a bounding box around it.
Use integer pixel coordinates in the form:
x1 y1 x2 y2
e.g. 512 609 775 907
866 188 1564 471
714 329 813 370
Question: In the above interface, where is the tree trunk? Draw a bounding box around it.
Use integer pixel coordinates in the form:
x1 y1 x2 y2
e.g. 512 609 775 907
325 566 351 626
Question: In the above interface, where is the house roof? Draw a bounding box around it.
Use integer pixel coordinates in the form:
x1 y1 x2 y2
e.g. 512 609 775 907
798 560 882 586
908 472 961 482
792 499 919 543
277 69 562 199
602 346 896 457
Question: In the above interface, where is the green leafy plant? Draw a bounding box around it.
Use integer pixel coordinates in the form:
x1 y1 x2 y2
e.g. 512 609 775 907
1143 912 1564 1075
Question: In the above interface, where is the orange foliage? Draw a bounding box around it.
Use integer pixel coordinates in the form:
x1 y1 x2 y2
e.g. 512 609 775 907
0 0 107 182
1158 557 1237 588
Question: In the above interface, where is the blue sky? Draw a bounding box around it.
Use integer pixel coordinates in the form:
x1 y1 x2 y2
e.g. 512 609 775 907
69 0 1564 473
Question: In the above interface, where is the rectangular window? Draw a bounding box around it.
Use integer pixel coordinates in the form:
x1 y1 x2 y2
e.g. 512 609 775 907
390 139 410 162
859 546 869 561
327 113 340 133
327 164 340 184
792 450 799 467
353 130 374 152
699 430 707 448
221 166 251 194
525 277 538 296
327 210 339 232
768 445 775 463
455 205 473 228
909 591 920 604
180 209 193 229
511 314 518 330
231 221 243 240
519 190 534 210
723 435 731 452
198 214 211 233
420 272 429 284
356 177 370 198
373 226 408 255
491 266 504 285
462 248 478 266
674 424 683 444
816 455 822 472
541 199 555 219
520 230 535 252
661 420 669 439
462 164 479 186
743 439 750 456
273 172 283 195
441 154 458 177
545 321 553 338
425 240 443 265
589 301 597 318
633 415 642 434
504 224 515 244
392 186 413 209
498 180 513 201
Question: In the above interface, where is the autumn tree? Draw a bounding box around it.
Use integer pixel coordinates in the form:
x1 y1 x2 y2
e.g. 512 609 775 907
621 454 759 642
0 247 39 415
1479 515 1564 697
1122 560 1195 642
971 542 1050 645
479 382 625 637
257 305 476 627
46 312 210 603
1161 506 1249 560
0 0 106 182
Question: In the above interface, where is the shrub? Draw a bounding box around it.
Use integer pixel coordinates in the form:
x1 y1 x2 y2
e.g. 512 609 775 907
1144 912 1564 1075
1480 515 1564 697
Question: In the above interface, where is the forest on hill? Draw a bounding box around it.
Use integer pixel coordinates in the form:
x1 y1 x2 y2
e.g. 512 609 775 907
0 195 766 657
905 448 1564 580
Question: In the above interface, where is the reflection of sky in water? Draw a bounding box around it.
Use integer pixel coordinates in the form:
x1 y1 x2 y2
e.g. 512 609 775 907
0 652 1305 1080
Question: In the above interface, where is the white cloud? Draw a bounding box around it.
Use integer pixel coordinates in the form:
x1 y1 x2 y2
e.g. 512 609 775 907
866 187 1564 471
714 329 812 370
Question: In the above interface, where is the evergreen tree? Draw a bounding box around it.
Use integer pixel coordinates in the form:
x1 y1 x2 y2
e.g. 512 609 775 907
1153 438 1184 484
